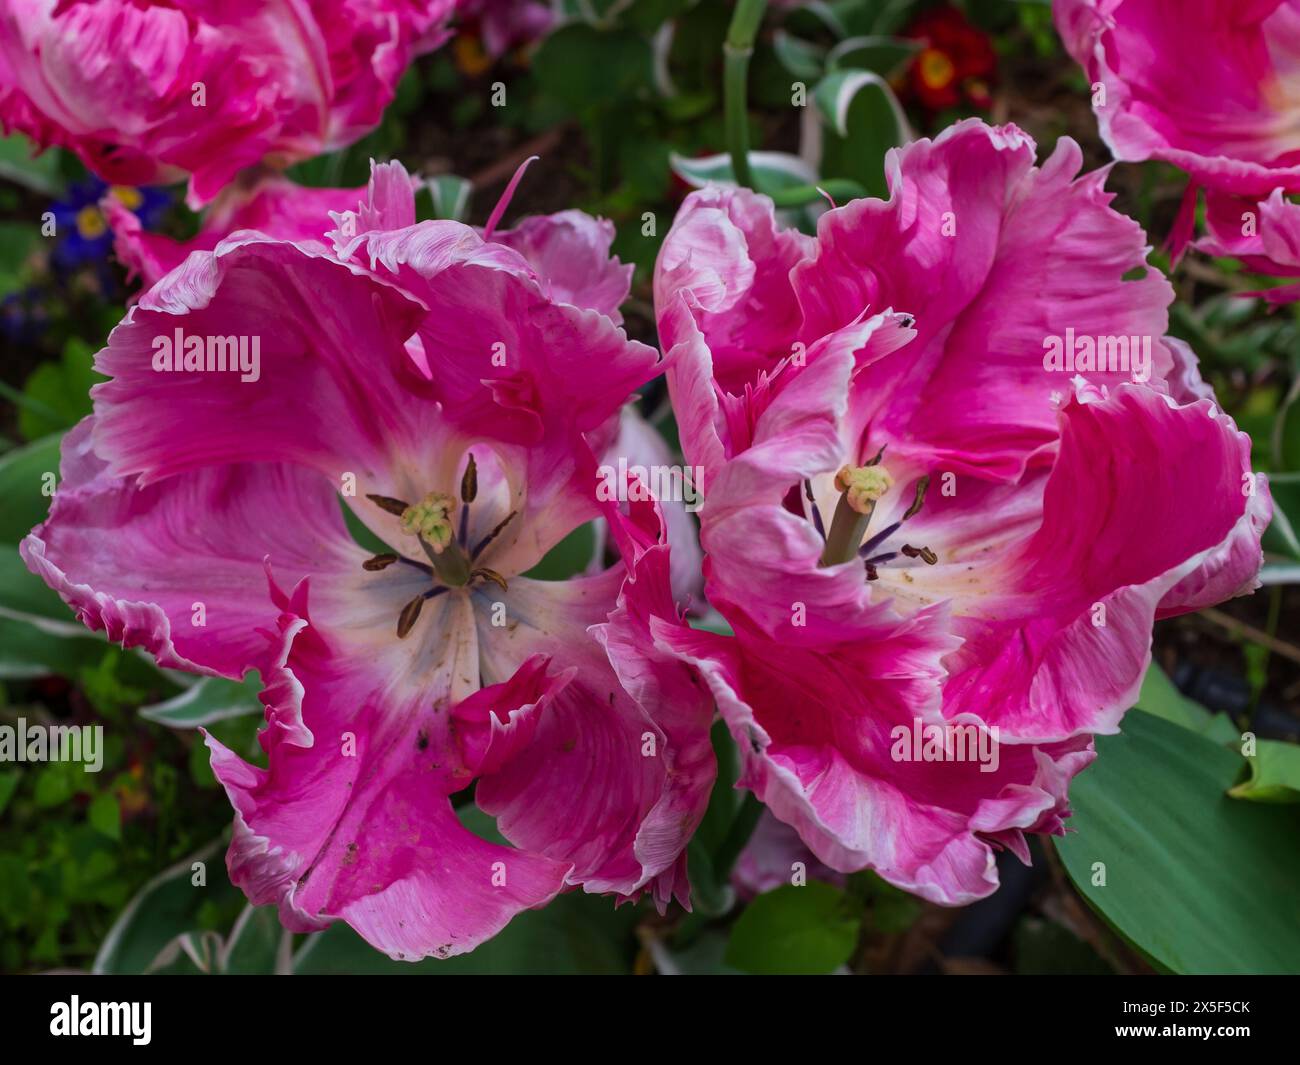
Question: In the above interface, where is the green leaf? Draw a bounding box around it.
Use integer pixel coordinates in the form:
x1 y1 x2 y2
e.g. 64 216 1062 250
534 25 653 113
0 134 65 197
826 34 921 78
140 673 263 729
0 432 62 542
428 174 472 222
1229 738 1300 803
0 549 86 636
87 792 121 841
670 149 820 193
814 69 911 198
725 882 861 974
218 905 289 974
94 839 240 974
524 521 597 580
772 30 827 80
1055 710 1300 974
1134 661 1237 742
0 616 129 680
17 338 99 441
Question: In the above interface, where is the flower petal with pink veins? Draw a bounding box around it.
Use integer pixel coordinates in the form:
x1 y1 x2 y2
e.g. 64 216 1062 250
206 592 572 960
1055 0 1300 197
939 384 1268 742
20 418 357 680
489 210 634 323
794 120 1175 481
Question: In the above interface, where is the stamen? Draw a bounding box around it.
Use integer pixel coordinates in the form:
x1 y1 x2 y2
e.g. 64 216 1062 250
864 563 879 582
367 493 410 516
471 567 508 593
804 480 825 540
362 553 398 571
901 544 938 565
861 551 897 565
461 454 478 503
396 594 425 639
857 476 929 558
472 509 517 559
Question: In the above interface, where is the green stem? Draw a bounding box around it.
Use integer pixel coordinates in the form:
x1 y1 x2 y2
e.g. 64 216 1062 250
724 0 769 189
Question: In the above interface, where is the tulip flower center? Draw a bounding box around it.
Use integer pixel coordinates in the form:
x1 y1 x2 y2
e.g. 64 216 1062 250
360 452 516 637
813 453 938 578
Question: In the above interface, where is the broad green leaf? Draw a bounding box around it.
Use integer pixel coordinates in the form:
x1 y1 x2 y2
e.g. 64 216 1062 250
140 673 263 729
814 69 911 198
813 68 911 140
773 30 827 80
1055 710 1300 974
1229 738 1300 803
18 338 99 440
0 616 128 680
218 905 290 974
669 149 820 193
725 882 861 975
524 521 597 580
0 549 86 636
1133 661 1236 743
0 134 65 196
94 839 240 974
0 432 62 542
428 173 472 222
826 34 921 78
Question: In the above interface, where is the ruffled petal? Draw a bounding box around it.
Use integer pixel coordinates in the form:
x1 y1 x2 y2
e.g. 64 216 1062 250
21 417 357 679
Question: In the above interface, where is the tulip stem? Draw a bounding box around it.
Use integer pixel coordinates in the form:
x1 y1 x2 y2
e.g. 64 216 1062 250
724 0 769 190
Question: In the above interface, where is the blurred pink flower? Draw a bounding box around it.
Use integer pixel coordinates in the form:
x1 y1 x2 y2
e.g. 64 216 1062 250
0 0 457 206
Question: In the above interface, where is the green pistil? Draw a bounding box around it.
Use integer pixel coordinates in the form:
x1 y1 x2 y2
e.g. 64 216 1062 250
819 463 893 567
400 491 457 552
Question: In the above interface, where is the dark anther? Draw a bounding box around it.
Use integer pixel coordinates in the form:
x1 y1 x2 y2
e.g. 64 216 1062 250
864 445 886 466
461 453 478 504
472 568 509 593
903 475 930 520
367 493 409 516
363 553 399 571
864 563 879 581
396 594 425 638
804 480 826 540
472 509 517 559
901 544 938 565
